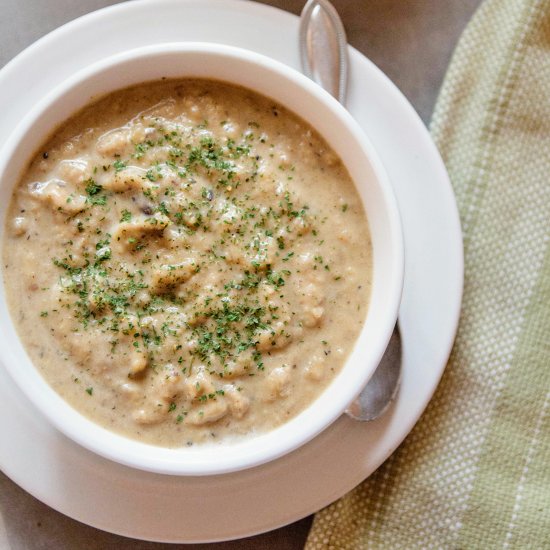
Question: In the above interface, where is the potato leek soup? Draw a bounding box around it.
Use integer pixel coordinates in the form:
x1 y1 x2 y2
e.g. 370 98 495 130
2 79 372 447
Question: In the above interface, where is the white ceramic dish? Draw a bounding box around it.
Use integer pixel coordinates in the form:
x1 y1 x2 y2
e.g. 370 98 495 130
0 0 463 542
0 42 404 476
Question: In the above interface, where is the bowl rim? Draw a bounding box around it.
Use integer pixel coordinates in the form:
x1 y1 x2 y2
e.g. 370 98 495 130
0 41 404 476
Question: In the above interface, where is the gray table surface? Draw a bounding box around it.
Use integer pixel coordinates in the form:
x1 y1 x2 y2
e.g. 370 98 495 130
0 0 481 548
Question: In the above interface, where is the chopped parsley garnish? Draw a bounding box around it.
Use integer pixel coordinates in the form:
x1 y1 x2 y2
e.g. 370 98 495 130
120 209 132 223
113 160 127 173
84 178 107 206
85 178 102 196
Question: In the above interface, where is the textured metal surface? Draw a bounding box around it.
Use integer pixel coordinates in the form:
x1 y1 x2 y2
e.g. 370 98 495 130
346 327 402 421
299 0 348 103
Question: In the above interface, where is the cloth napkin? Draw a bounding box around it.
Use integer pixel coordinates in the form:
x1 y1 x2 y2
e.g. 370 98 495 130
306 0 550 548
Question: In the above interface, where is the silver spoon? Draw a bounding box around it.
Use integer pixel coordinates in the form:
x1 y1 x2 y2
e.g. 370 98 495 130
299 0 402 421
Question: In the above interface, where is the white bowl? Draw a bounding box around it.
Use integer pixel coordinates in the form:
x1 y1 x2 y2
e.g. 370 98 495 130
0 43 403 476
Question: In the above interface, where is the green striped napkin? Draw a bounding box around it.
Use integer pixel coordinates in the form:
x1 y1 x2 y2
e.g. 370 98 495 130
306 0 550 548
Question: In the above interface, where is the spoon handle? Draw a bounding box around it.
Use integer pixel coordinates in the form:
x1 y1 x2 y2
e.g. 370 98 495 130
299 0 349 104
299 2 403 421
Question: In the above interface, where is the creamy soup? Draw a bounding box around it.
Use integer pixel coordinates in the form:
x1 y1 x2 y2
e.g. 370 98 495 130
2 79 372 447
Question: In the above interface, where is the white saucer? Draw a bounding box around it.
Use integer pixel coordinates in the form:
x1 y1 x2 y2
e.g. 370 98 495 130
0 0 463 543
